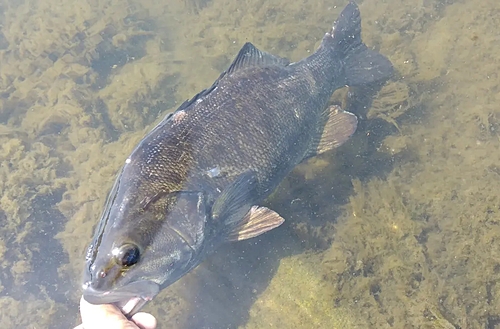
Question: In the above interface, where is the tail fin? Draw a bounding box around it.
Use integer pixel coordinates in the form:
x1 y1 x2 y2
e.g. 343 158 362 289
329 1 393 86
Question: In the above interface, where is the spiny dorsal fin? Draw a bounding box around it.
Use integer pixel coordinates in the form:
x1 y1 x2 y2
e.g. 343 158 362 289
227 205 285 241
305 105 358 159
226 42 290 75
175 43 289 112
176 82 218 112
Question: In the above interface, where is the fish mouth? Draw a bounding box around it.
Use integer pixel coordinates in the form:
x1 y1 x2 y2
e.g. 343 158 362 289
82 280 160 316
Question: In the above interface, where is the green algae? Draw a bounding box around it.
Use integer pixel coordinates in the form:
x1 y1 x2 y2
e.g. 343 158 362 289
243 253 366 329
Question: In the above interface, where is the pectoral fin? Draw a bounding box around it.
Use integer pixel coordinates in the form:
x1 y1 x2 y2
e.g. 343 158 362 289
211 171 258 226
211 171 284 241
227 206 285 241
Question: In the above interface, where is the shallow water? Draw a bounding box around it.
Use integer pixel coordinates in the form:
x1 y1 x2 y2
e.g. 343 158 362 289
0 0 499 328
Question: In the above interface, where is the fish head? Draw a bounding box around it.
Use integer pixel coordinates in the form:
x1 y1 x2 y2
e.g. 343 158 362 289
82 173 209 316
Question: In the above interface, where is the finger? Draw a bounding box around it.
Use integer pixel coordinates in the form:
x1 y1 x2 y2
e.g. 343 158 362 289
79 296 139 329
131 312 157 329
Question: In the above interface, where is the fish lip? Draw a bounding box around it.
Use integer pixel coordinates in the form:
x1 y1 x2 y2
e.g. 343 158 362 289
82 280 160 316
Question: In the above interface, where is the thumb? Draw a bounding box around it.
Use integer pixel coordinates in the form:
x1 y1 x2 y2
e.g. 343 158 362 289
131 312 157 329
79 296 139 329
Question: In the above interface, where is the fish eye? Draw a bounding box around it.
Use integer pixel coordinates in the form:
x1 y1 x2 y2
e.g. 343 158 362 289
113 243 140 267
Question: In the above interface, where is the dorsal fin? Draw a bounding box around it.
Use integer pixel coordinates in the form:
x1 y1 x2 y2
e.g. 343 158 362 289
226 42 290 75
175 43 289 113
176 83 218 112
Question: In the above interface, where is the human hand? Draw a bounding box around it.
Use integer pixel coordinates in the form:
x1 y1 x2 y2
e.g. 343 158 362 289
74 296 157 329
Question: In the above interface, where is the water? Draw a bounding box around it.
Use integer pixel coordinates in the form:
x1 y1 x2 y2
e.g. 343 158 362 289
0 0 498 328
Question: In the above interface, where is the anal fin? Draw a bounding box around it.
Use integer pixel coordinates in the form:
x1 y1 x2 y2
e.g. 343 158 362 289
227 206 285 242
307 105 357 158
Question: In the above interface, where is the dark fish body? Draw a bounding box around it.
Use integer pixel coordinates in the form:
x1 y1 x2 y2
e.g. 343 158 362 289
82 1 393 316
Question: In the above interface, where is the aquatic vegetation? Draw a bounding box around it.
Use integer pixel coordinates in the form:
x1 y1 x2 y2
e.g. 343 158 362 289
368 81 412 133
243 254 365 329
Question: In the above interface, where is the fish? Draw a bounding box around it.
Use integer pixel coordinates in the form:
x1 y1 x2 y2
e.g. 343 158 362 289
81 0 393 317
